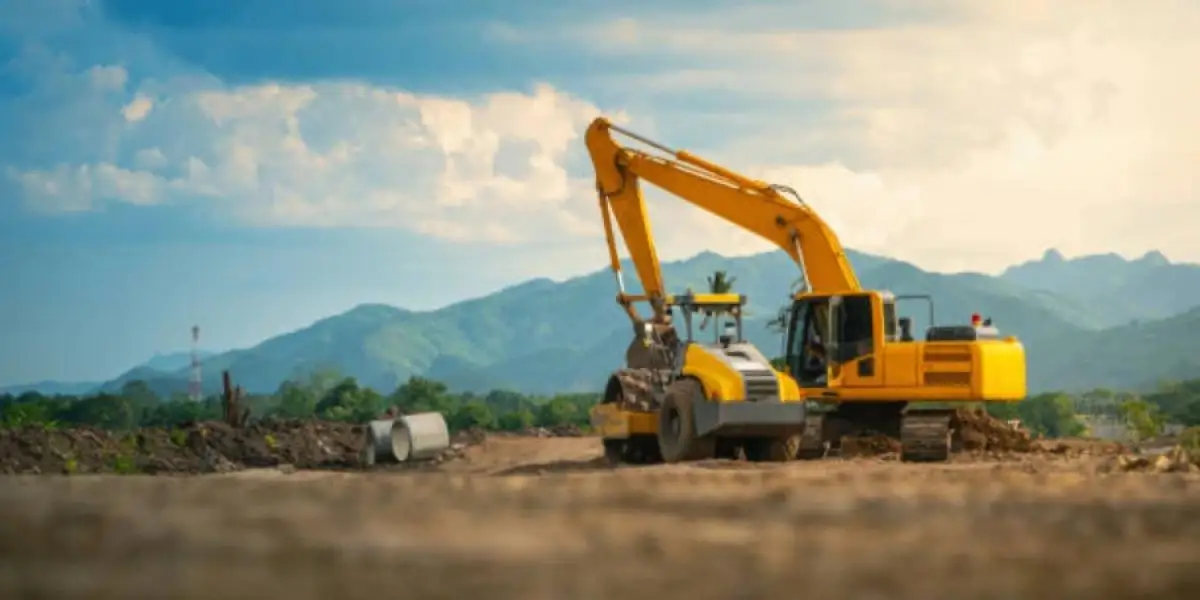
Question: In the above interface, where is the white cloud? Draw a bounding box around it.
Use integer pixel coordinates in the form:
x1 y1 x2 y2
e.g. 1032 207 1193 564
6 0 1199 278
121 94 154 122
542 0 1200 272
9 77 619 250
13 163 162 212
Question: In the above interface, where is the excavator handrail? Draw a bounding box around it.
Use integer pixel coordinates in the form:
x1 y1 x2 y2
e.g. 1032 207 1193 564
585 117 862 326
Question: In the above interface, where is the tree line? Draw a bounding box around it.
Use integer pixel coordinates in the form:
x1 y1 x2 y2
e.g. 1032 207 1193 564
2 368 1199 443
985 382 1200 442
0 371 597 433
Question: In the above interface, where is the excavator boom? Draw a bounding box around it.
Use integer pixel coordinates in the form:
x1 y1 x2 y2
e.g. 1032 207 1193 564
586 117 860 324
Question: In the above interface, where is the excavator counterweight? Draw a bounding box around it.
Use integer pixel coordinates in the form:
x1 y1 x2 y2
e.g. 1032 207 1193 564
584 117 1027 464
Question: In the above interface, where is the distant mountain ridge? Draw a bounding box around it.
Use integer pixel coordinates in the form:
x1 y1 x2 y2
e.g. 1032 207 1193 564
6 248 1200 398
1000 249 1200 326
1 350 214 397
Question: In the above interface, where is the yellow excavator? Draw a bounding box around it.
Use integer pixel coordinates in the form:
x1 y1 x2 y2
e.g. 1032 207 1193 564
585 117 1027 463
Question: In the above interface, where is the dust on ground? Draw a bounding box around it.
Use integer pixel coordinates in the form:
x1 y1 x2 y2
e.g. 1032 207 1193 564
2 411 1200 599
2 435 1199 600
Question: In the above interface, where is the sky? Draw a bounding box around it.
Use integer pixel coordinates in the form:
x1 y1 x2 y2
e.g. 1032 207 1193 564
1 0 1198 385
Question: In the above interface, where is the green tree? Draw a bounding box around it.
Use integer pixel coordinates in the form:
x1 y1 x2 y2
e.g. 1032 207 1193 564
140 398 220 427
484 390 532 414
706 270 737 294
0 396 60 428
273 380 318 419
0 375 598 435
1017 393 1086 438
1117 397 1166 442
315 377 386 422
390 376 460 415
58 393 137 430
449 401 495 431
120 380 159 406
536 396 583 428
497 408 536 432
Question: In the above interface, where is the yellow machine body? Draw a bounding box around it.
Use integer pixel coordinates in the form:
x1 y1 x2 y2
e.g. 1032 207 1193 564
581 117 1027 463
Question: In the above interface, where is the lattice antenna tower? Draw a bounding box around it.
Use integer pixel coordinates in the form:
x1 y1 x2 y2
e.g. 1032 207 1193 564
189 325 202 402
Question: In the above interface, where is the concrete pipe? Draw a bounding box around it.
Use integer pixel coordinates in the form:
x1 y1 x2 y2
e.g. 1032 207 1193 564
391 412 451 462
361 412 451 466
362 419 397 466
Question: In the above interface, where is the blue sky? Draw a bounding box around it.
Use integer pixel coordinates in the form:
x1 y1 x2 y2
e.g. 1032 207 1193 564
2 0 1197 385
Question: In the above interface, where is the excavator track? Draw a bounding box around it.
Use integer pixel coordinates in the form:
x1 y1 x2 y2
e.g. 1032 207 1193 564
796 414 828 460
899 411 953 462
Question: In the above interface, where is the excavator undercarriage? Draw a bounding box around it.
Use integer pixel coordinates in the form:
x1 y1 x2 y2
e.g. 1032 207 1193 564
796 402 963 462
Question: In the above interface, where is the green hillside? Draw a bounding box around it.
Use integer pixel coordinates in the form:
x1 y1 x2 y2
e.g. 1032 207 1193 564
83 247 1200 397
1036 306 1200 391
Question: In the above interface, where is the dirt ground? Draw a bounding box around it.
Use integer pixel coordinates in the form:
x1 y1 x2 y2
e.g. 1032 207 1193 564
2 432 1199 600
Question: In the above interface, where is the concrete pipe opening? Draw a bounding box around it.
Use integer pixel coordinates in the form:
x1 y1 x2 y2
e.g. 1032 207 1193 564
391 412 451 462
362 419 398 466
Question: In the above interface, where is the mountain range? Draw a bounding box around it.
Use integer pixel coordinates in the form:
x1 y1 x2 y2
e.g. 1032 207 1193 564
6 248 1199 398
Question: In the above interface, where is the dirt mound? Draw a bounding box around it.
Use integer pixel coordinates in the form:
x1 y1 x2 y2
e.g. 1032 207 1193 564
954 408 1033 452
827 409 1033 459
0 419 481 475
839 434 901 458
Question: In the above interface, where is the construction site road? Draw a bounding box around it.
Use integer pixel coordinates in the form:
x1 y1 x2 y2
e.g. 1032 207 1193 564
1 436 1198 600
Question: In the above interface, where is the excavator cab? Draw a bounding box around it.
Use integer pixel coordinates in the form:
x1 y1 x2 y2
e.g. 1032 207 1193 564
786 291 889 389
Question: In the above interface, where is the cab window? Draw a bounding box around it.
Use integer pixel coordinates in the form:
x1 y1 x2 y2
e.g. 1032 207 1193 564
787 299 830 387
883 300 897 341
834 295 874 362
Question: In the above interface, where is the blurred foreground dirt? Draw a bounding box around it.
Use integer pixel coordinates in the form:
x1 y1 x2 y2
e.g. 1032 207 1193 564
2 434 1200 600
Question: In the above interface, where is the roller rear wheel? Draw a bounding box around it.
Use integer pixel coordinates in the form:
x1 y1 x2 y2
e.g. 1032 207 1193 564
657 379 716 463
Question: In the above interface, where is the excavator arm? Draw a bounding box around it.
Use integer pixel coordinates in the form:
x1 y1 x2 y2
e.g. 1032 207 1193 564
585 117 861 325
